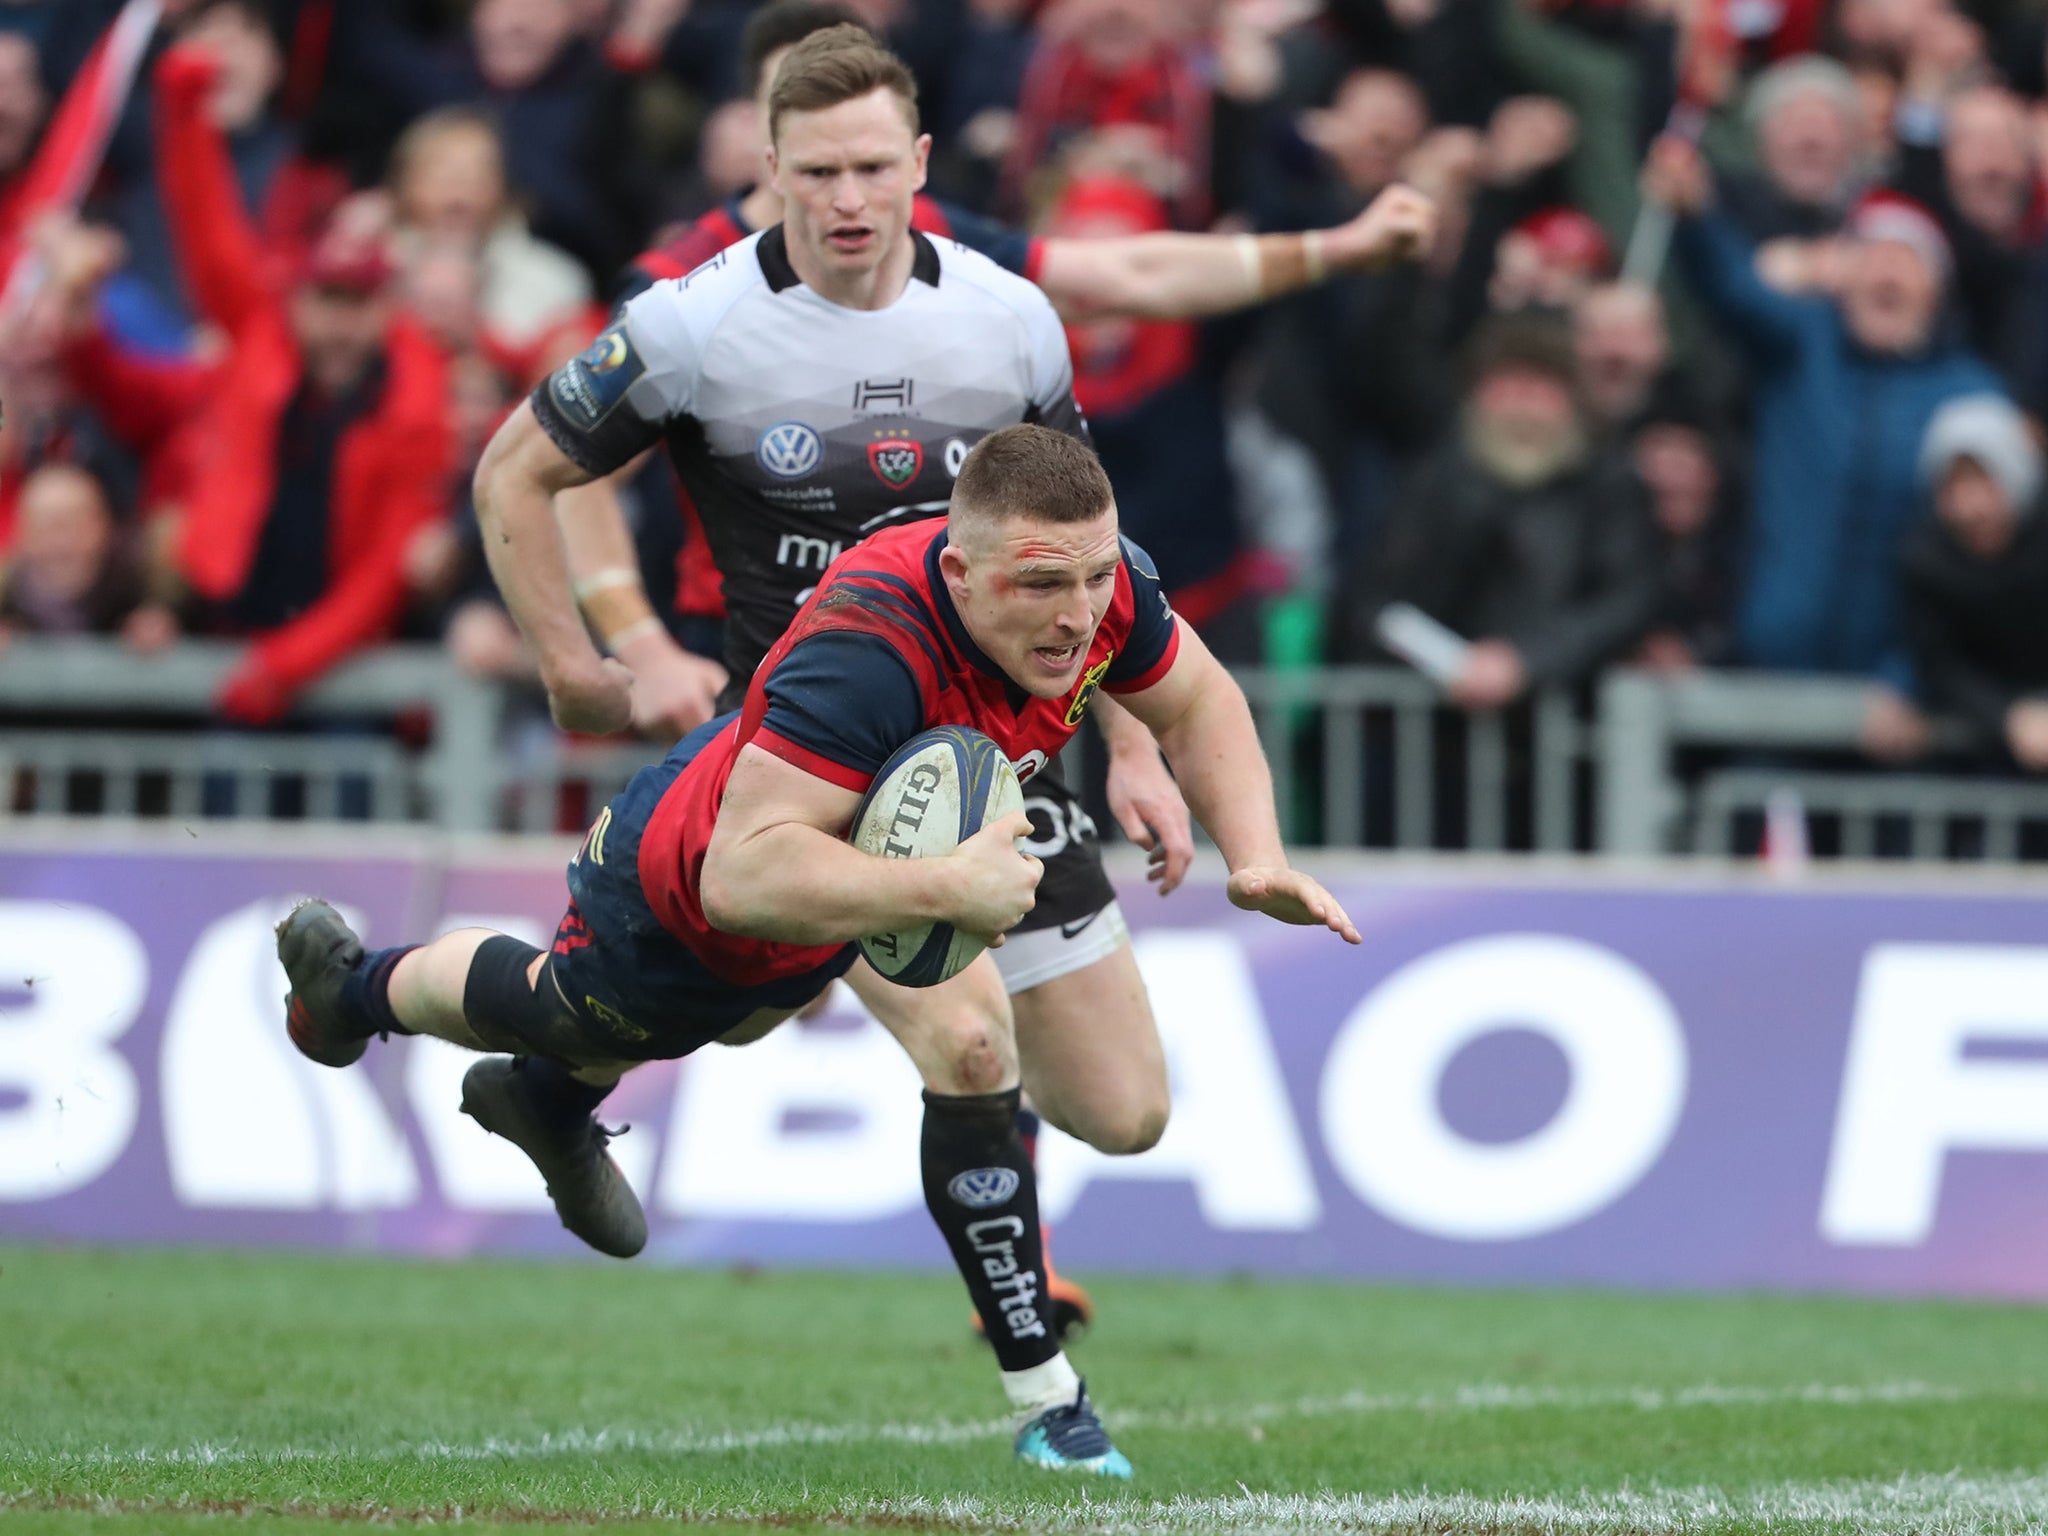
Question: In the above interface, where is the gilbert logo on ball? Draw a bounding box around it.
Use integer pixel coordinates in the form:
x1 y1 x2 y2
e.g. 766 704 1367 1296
851 726 1024 988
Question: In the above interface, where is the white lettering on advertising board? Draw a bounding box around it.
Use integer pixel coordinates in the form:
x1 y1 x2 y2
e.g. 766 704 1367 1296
0 901 146 1201
7 894 2046 1258
161 898 419 1210
1821 943 2048 1245
1319 934 1688 1241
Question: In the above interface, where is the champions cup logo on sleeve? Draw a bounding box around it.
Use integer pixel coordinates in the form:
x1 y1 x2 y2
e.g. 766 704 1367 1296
551 326 646 430
1064 653 1115 728
948 1167 1021 1208
758 422 824 479
867 438 923 489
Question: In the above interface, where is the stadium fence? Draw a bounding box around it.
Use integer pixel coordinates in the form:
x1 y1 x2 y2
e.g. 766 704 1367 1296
6 637 2045 860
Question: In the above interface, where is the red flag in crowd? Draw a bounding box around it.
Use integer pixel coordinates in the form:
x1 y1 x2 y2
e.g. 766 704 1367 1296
0 0 163 323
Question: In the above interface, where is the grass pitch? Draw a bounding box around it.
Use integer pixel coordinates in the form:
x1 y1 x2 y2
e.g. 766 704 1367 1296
2 1246 2044 1534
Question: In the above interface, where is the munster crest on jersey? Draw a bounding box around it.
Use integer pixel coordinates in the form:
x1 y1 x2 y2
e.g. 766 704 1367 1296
868 438 923 489
1064 652 1116 728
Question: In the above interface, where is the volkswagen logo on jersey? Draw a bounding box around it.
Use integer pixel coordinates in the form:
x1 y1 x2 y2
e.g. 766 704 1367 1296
757 421 823 479
948 1167 1021 1209
868 437 923 489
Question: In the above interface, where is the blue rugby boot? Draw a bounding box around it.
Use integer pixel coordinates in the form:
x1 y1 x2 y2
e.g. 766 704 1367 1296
1014 1382 1132 1479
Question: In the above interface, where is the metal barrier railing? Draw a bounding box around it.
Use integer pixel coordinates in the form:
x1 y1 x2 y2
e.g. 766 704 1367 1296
1689 768 2048 860
0 728 415 820
0 638 506 831
0 642 1600 849
1231 669 1589 851
1594 669 2036 859
5 640 2042 860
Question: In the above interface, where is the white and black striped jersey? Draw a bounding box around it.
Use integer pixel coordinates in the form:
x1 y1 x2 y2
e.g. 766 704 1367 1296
531 225 1088 691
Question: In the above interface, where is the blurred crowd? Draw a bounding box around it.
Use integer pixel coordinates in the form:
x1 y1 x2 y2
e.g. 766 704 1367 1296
4 0 2048 774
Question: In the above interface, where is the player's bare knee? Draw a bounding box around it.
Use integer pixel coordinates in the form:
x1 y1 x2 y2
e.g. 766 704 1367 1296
1128 1098 1170 1154
1085 1096 1169 1156
939 1025 1015 1095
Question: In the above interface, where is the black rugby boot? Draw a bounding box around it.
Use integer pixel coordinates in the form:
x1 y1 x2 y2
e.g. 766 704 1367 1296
459 1057 648 1258
276 900 372 1069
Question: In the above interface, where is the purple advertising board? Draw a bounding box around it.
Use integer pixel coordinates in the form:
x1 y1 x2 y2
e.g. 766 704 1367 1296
4 827 2047 1298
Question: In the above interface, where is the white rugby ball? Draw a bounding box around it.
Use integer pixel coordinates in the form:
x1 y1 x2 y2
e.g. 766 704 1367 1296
851 726 1025 988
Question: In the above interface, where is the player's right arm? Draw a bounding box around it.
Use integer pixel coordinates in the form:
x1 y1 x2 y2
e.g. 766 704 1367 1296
699 747 1038 946
492 291 701 732
1111 594 1362 946
553 459 728 739
471 402 631 734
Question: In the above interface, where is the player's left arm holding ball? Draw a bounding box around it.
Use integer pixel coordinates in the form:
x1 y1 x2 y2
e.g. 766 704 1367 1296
701 748 1039 949
697 618 1040 950
1115 617 1362 944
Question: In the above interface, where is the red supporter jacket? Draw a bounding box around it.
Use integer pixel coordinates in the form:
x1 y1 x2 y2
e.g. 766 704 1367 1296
73 50 451 706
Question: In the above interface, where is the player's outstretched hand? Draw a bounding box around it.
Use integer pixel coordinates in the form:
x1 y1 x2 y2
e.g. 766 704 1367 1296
1332 183 1439 272
1106 739 1195 895
546 656 634 736
1228 866 1362 944
947 811 1043 943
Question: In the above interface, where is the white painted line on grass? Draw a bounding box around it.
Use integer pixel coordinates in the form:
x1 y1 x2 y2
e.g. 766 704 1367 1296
35 1379 1979 1470
9 1468 2047 1534
825 1471 2048 1536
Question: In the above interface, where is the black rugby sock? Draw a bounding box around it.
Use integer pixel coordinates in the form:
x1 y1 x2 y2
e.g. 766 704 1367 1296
338 945 419 1039
921 1087 1059 1373
520 1056 613 1125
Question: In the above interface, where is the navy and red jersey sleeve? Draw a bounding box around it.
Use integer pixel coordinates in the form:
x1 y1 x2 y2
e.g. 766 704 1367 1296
921 196 1043 282
754 631 926 792
609 205 749 311
1105 536 1181 693
611 263 659 311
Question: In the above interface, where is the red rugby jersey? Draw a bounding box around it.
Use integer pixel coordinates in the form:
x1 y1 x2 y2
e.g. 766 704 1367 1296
635 521 1177 986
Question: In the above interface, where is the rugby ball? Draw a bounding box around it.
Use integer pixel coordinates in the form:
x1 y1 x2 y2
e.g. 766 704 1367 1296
851 726 1025 988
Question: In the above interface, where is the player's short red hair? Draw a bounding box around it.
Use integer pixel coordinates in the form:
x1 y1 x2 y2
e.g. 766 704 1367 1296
953 425 1113 529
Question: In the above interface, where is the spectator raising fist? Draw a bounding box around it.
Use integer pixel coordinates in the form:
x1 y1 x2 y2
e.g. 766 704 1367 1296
1643 134 1713 215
